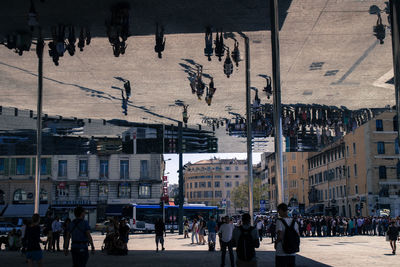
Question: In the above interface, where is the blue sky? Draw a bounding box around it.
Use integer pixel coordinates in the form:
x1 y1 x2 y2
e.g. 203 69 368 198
163 153 262 185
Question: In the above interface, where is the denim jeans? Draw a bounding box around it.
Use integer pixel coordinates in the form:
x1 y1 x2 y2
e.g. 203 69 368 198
71 248 89 267
220 240 234 267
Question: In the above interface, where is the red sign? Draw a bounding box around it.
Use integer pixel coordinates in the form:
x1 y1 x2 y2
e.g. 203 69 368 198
163 176 168 182
58 182 66 189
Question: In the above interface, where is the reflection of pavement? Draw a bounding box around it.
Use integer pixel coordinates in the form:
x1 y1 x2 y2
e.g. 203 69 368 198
0 234 397 266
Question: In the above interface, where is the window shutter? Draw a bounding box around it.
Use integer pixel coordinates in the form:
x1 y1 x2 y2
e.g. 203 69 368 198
4 158 9 175
46 158 52 176
10 158 16 175
25 158 30 175
32 158 36 175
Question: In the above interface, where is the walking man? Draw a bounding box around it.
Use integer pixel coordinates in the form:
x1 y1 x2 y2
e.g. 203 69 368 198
155 218 166 252
64 206 95 267
275 203 300 267
218 216 235 267
51 216 62 252
232 213 260 267
207 215 217 251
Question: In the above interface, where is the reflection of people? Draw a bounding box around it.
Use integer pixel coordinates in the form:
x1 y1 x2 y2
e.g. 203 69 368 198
204 27 213 61
155 23 165 58
375 14 385 44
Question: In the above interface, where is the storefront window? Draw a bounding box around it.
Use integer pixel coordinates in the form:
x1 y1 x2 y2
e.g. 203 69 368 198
57 183 69 197
79 182 89 197
99 184 108 198
13 189 27 201
40 188 48 202
118 183 131 198
139 184 151 198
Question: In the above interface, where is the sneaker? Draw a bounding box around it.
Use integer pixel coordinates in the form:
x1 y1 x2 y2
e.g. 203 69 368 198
162 247 165 251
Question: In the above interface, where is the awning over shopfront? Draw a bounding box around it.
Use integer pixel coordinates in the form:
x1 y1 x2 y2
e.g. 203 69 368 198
2 204 49 217
51 205 97 210
0 205 7 216
105 204 124 216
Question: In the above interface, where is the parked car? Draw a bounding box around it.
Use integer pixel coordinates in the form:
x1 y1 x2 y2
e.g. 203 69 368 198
95 221 112 235
0 222 21 235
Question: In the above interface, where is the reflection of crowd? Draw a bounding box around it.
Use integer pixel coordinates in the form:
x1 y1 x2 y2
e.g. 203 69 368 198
227 104 390 149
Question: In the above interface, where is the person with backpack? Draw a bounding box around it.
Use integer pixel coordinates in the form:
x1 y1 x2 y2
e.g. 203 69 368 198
64 206 95 267
232 213 259 267
275 203 300 267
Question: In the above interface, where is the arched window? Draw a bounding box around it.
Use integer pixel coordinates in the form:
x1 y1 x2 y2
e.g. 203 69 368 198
0 190 4 204
40 188 48 202
13 189 27 202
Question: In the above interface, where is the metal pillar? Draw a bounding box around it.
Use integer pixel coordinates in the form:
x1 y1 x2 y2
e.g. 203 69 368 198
390 0 400 146
34 29 44 214
178 122 184 234
270 0 285 205
244 36 254 224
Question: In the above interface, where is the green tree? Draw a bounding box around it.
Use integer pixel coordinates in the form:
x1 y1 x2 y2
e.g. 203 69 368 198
231 178 267 212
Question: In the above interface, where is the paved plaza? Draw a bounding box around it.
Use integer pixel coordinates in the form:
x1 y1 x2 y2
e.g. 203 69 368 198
0 233 399 267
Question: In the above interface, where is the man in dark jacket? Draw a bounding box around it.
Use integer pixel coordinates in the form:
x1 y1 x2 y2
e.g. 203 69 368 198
155 217 166 252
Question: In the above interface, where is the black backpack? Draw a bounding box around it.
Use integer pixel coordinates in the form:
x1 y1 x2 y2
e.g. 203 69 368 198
236 226 256 261
279 218 300 254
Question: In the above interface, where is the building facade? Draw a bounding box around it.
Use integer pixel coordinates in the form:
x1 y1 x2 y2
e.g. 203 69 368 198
184 158 248 215
263 110 400 217
0 154 164 227
262 152 309 212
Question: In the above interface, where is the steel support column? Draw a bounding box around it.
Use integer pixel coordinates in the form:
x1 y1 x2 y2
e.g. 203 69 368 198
178 122 184 234
244 36 254 224
34 29 44 214
390 0 400 148
270 0 285 205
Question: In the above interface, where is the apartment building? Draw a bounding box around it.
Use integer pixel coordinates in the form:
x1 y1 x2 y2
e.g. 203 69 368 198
184 158 248 215
0 154 164 227
261 152 309 212
307 110 400 217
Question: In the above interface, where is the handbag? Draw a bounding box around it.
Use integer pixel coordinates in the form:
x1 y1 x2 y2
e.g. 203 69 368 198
385 232 390 241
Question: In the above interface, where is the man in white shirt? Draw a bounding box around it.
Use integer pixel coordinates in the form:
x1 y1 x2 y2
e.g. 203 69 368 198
52 216 62 251
275 203 299 267
256 219 264 242
218 216 235 267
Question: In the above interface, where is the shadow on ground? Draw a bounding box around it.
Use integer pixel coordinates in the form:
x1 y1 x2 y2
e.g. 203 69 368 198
0 250 331 267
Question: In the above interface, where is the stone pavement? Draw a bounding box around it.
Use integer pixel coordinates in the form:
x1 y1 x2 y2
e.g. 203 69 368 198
0 233 399 267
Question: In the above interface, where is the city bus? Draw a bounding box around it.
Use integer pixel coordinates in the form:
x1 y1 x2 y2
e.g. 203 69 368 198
127 204 219 233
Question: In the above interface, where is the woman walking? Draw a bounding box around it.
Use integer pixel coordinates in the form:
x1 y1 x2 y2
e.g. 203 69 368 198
191 219 199 244
198 221 206 245
387 221 399 254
